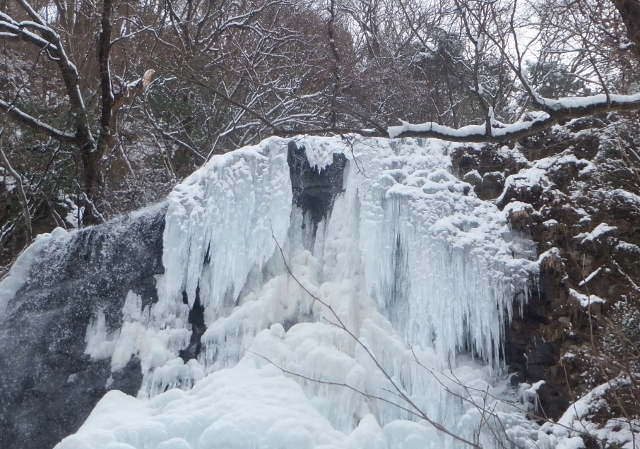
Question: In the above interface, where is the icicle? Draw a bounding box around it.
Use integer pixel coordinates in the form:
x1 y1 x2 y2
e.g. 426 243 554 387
59 136 541 449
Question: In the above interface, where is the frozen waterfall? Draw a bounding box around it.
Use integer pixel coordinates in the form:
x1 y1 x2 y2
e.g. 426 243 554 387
57 136 545 449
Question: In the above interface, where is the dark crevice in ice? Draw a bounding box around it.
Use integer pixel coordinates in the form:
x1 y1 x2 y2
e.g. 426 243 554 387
389 232 410 329
180 286 207 363
287 140 347 233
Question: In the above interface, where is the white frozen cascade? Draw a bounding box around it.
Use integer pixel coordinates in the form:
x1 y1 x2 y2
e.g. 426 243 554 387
59 136 555 449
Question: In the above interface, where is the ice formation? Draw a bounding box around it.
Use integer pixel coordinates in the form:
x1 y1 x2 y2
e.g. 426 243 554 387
55 136 547 449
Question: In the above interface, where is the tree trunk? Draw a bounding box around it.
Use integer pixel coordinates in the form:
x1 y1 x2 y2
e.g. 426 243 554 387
612 0 640 61
78 133 104 226
81 0 114 227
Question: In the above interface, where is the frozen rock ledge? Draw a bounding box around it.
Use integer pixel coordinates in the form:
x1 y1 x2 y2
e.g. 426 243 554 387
1 136 539 449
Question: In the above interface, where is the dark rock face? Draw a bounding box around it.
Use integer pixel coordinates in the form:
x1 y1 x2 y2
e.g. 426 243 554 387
455 116 640 427
452 144 528 201
504 283 572 420
287 140 347 228
0 205 166 449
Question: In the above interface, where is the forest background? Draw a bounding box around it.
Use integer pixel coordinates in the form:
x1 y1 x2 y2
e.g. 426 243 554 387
1 0 640 272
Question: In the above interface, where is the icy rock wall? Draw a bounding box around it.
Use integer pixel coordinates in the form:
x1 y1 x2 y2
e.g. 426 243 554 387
0 135 539 449
57 136 539 449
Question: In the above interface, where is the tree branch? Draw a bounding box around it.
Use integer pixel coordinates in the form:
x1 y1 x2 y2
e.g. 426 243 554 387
389 93 640 142
15 0 48 27
97 0 115 156
0 129 32 242
0 99 77 142
0 18 59 51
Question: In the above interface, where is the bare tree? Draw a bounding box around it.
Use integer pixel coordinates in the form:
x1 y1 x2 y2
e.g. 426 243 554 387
612 0 640 61
0 0 156 225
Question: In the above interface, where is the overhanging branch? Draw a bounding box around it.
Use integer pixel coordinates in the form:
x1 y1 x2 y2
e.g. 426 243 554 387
0 99 77 142
271 93 640 143
209 94 640 143
0 19 59 51
388 93 640 142
1 3 95 150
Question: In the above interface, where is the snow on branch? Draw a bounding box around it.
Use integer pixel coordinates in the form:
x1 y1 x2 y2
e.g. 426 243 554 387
0 3 93 146
387 93 640 142
0 17 59 51
258 90 640 142
0 99 77 142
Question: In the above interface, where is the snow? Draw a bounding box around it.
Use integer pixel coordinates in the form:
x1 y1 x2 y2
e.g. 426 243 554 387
388 113 552 139
569 288 605 307
578 267 601 287
496 165 549 204
498 144 529 165
56 361 421 449
617 241 640 255
555 437 585 449
495 150 599 211
547 377 640 449
579 223 617 244
612 189 640 208
504 201 534 216
387 93 640 140
5 135 559 448
541 93 640 110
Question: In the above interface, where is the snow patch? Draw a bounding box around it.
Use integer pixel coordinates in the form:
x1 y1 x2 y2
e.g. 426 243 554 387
578 267 601 287
569 288 605 307
580 223 617 244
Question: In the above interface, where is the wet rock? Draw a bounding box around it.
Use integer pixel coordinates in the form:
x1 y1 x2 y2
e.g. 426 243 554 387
0 206 166 449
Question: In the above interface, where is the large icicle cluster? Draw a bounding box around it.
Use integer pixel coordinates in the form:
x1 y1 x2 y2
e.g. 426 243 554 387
60 136 544 449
